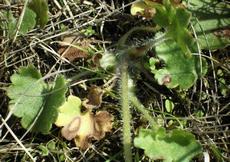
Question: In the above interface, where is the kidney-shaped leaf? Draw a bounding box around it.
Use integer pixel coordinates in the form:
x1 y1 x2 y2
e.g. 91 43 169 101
134 128 202 162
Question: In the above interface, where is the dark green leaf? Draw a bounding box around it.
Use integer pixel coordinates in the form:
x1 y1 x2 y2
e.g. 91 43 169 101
28 0 49 28
32 76 67 134
4 11 17 38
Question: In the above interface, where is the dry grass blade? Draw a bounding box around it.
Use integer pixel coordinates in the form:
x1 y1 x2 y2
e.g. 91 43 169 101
0 116 35 162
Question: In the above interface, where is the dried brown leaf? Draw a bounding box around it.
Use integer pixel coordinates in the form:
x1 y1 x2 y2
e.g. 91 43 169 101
58 47 88 62
95 111 113 133
58 36 90 62
214 29 230 38
82 85 104 109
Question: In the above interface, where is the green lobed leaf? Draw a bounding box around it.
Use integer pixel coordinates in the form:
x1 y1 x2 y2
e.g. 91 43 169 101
28 0 49 28
151 39 207 89
188 0 230 50
7 65 67 134
7 65 45 128
32 76 67 134
134 128 202 162
146 0 195 55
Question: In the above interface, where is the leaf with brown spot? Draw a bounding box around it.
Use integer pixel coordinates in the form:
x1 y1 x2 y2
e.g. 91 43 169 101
55 95 113 150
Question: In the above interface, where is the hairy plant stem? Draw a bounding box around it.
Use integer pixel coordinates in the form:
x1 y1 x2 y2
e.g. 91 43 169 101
120 59 132 162
118 26 162 162
130 95 159 130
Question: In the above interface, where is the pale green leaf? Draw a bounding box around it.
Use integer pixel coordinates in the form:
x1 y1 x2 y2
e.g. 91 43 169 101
55 95 81 127
38 145 49 156
130 1 156 19
149 58 158 72
134 128 202 162
99 52 116 71
130 1 148 16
